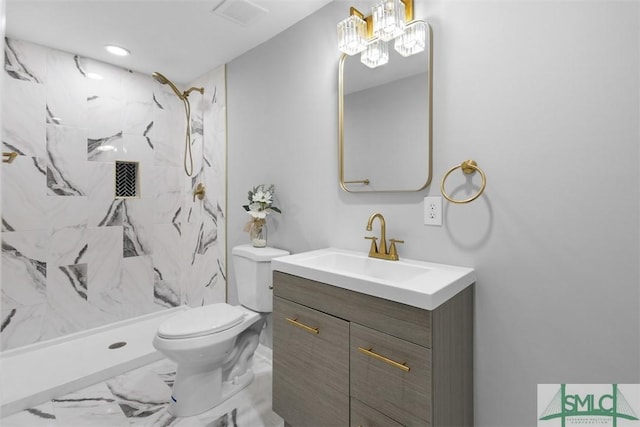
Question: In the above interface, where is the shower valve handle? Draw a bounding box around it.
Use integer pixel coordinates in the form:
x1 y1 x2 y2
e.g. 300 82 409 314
193 183 205 201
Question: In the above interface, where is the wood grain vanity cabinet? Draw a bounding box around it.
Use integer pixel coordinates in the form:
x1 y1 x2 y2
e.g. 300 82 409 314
272 271 474 427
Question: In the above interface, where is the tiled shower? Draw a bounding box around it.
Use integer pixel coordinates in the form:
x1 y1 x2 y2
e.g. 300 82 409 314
1 38 227 351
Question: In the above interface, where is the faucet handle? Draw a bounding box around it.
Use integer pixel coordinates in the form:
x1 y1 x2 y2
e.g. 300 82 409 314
388 239 404 260
364 236 378 256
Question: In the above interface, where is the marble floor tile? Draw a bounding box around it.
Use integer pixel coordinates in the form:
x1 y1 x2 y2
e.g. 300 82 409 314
1 348 284 427
51 383 129 427
106 366 171 420
0 401 57 427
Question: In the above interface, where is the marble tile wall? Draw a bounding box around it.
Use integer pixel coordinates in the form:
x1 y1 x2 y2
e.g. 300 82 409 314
1 38 227 351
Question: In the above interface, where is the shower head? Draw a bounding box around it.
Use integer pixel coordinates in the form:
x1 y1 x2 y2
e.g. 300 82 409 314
152 71 169 84
152 71 185 100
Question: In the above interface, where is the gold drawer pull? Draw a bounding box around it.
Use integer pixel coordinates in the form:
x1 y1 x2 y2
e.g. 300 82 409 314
286 317 319 335
358 347 410 372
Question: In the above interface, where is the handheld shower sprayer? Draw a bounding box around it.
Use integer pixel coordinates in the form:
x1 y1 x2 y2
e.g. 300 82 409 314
152 72 204 101
151 71 205 177
152 72 184 99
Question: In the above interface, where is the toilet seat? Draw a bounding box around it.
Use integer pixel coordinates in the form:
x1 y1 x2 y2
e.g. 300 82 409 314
157 304 245 339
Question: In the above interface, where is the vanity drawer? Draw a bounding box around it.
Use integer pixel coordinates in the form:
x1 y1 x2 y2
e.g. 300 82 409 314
351 398 405 427
273 271 432 347
272 297 349 427
350 323 432 426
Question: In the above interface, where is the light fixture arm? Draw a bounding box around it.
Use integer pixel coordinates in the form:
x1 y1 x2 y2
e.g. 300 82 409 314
350 6 364 19
351 0 414 21
349 7 374 38
347 0 415 42
403 0 414 22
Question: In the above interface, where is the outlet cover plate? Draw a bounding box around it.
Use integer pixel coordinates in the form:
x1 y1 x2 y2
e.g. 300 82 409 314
424 196 442 226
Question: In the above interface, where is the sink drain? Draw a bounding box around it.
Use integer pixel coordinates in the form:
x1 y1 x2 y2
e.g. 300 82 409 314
108 341 127 350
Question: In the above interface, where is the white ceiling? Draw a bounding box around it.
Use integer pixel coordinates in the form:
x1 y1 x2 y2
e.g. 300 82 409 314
5 0 334 84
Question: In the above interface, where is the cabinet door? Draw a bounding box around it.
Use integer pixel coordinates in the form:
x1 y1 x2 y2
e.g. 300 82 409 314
273 296 350 427
351 323 432 426
351 398 405 427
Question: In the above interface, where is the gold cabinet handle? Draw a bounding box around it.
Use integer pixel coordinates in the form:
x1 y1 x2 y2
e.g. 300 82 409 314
358 347 410 372
286 317 319 335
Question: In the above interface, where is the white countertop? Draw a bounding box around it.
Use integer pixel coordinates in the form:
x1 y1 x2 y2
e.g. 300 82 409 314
271 247 476 311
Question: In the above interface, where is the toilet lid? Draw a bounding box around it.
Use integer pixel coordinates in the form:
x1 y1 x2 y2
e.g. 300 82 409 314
157 304 245 339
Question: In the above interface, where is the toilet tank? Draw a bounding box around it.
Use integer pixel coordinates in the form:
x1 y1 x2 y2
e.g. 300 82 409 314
232 244 289 312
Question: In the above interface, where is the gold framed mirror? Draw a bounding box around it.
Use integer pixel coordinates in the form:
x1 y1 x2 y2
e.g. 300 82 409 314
338 21 433 192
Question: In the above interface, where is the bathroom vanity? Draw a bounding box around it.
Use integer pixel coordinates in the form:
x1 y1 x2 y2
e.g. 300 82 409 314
271 248 475 427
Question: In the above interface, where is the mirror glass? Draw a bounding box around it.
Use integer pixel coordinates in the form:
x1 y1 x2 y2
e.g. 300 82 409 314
339 22 432 192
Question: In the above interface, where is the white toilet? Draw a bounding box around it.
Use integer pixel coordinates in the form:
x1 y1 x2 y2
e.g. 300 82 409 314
153 244 289 417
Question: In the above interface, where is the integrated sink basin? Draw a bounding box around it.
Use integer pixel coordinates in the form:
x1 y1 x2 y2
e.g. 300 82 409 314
271 248 475 310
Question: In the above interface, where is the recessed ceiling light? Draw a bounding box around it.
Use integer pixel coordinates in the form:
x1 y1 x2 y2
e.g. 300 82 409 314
104 45 130 56
86 72 104 80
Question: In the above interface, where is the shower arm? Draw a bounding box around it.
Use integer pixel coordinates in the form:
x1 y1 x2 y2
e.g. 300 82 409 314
183 87 205 97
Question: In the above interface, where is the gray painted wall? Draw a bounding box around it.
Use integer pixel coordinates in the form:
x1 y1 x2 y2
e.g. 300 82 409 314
227 1 639 425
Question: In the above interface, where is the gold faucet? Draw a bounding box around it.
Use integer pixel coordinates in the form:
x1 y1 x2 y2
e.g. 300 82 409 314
365 213 404 261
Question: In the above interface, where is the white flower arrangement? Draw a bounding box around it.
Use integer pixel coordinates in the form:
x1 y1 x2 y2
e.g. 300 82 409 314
243 184 281 247
243 184 281 218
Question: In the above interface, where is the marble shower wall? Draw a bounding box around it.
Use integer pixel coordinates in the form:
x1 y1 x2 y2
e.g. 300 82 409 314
1 38 227 351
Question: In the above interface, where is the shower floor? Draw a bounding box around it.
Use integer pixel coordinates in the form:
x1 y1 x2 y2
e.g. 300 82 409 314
1 307 189 416
1 345 283 427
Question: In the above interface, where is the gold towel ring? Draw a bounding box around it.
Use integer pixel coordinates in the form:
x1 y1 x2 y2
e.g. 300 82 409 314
441 160 486 204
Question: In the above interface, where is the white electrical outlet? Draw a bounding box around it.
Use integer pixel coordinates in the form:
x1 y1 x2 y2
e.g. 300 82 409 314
424 196 442 226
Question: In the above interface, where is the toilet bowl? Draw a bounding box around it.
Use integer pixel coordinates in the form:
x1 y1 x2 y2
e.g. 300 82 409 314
153 304 264 416
153 245 289 417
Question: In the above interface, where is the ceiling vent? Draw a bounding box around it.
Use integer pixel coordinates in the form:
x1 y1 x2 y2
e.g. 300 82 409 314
212 0 269 26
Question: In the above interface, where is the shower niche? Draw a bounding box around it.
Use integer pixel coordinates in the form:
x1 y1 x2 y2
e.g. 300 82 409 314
115 161 139 199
